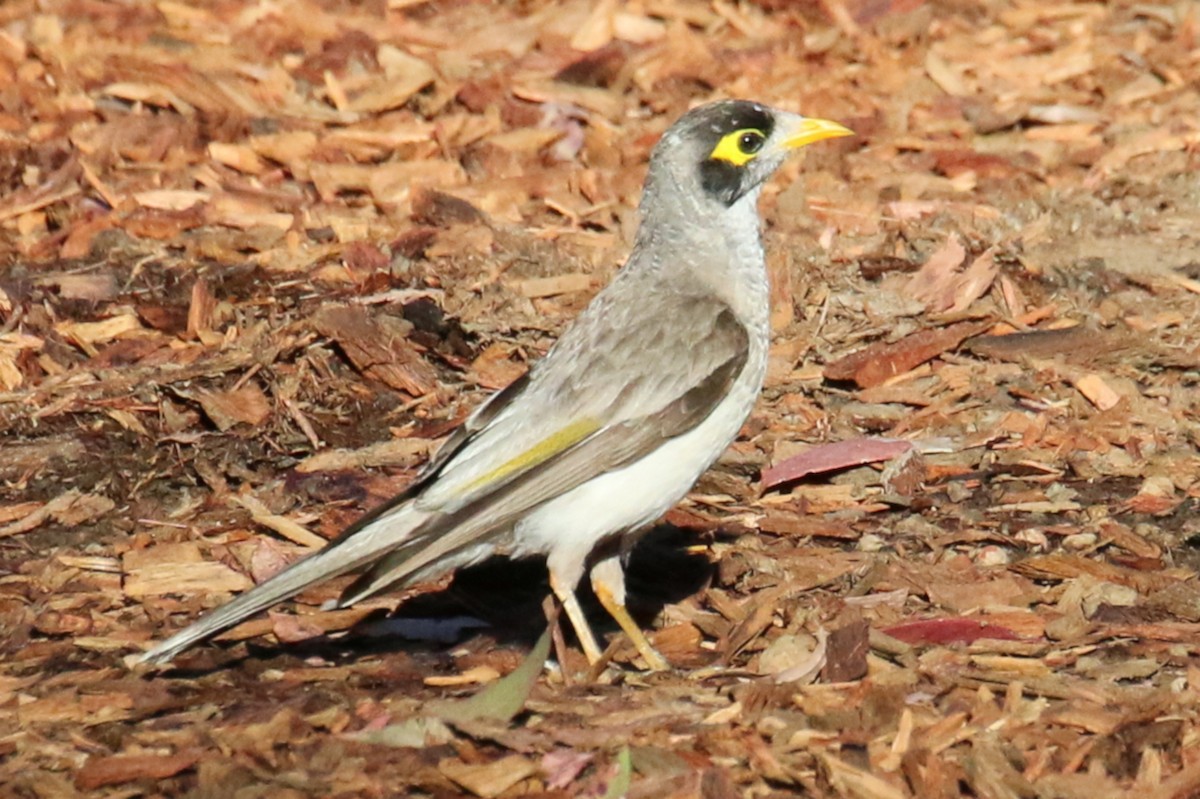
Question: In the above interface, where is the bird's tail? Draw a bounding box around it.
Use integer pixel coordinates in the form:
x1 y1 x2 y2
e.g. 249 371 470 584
131 502 429 666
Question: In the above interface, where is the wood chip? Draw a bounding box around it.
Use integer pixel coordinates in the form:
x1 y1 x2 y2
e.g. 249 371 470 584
347 46 436 114
312 306 439 396
123 543 252 598
295 438 432 473
0 490 114 538
75 750 201 790
514 273 593 298
1073 373 1122 411
54 314 143 346
232 494 328 549
438 755 537 798
823 320 992 388
424 666 501 687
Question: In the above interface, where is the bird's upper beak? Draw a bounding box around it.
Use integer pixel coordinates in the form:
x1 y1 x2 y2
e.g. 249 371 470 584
780 116 854 150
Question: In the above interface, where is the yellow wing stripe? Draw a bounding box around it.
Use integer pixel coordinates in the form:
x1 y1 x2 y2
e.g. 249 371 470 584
463 417 600 493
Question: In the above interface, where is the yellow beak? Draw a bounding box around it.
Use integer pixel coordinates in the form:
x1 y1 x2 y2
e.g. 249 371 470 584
782 117 854 150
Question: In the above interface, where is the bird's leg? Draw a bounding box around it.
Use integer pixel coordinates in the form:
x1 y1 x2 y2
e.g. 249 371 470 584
589 555 670 671
548 568 604 665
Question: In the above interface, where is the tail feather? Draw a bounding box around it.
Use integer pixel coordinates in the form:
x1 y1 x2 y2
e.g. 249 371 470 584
335 536 444 609
133 504 428 666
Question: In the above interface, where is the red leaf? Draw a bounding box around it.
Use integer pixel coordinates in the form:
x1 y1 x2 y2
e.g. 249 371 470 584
762 438 913 491
882 617 1020 646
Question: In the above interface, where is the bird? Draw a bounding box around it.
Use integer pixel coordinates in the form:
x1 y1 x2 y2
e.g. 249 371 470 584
133 100 852 670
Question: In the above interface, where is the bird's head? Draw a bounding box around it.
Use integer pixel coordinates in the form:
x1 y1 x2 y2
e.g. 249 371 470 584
647 100 853 210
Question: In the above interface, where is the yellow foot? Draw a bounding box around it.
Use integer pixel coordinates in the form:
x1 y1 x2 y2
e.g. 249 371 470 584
593 581 670 672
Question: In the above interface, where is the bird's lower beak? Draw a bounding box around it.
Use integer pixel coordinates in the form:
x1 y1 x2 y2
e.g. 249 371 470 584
782 117 854 150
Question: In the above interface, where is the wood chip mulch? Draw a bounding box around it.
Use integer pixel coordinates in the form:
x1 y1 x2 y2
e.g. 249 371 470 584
2 0 1200 796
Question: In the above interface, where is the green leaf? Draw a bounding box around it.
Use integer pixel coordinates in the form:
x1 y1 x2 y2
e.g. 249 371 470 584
602 747 632 799
428 627 551 726
356 715 455 748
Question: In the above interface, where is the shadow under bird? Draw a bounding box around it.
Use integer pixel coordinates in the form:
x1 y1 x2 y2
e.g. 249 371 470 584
134 100 852 670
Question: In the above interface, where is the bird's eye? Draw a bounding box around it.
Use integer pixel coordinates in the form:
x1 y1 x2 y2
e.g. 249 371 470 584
709 128 769 165
738 131 765 154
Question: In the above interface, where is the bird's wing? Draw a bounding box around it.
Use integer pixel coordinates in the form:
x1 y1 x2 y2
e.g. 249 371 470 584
413 281 752 509
335 293 751 603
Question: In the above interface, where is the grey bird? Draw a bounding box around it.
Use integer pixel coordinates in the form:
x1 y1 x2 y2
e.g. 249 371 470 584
133 100 852 670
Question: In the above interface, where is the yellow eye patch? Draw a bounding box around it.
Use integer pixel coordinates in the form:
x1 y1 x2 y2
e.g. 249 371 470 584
709 128 767 166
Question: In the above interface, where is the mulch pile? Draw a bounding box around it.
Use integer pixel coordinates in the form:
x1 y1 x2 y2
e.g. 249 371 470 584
2 0 1200 796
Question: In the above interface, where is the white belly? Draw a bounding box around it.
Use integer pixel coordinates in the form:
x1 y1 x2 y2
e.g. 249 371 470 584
508 357 765 578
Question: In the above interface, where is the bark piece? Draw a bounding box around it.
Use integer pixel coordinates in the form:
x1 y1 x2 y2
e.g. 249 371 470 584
313 306 438 396
76 750 201 790
824 320 992 388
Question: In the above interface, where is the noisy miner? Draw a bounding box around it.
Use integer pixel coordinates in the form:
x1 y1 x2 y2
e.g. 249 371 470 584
134 100 852 670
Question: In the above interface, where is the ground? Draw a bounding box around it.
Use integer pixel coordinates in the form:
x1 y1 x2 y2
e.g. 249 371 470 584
2 0 1200 797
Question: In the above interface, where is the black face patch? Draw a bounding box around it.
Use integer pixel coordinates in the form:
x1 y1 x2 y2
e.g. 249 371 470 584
699 159 744 206
694 102 777 206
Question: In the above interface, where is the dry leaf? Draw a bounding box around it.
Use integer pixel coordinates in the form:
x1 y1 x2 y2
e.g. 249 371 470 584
191 383 272 430
763 438 913 491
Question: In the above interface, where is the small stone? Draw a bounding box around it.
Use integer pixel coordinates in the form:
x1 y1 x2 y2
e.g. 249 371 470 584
1015 528 1048 549
858 533 887 552
1063 533 1098 551
976 545 1011 566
